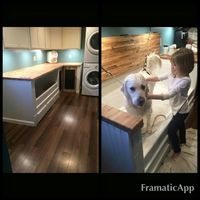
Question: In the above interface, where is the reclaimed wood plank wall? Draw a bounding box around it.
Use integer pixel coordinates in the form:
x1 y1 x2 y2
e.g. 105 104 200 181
102 32 160 81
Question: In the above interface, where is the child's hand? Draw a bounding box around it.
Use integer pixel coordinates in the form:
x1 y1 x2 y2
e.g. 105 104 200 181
146 76 160 82
145 77 151 81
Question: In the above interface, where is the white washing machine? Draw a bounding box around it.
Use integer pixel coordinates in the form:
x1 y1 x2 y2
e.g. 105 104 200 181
81 63 99 96
84 27 99 63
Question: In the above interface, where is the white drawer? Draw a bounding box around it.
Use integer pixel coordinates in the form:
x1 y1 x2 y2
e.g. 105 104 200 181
47 90 59 108
36 87 59 113
36 82 58 106
35 91 59 124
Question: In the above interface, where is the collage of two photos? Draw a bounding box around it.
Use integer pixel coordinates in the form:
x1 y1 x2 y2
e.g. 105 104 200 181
3 27 99 173
3 27 198 174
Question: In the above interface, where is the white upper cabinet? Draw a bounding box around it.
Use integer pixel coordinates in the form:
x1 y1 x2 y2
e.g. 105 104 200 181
45 28 51 49
30 27 46 49
3 27 31 49
62 27 81 49
45 27 62 50
51 28 62 49
3 27 82 50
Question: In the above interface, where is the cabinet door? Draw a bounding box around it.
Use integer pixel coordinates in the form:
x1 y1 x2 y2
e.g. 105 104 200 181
50 27 62 49
37 27 46 49
45 27 62 50
45 28 51 49
30 27 38 49
62 27 81 49
3 27 30 49
30 27 46 49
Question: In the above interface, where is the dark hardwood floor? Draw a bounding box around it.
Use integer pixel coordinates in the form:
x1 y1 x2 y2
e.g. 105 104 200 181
3 92 99 173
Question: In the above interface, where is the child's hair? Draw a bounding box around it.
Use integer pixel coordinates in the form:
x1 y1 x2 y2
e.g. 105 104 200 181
170 48 194 74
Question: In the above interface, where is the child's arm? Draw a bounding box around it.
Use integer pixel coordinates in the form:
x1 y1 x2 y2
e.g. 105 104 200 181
148 77 191 101
146 76 160 82
146 73 169 82
147 93 165 100
148 92 179 101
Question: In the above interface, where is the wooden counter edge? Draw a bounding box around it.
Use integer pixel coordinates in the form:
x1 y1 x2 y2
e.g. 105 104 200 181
3 66 63 81
3 62 83 80
102 104 143 133
62 62 82 66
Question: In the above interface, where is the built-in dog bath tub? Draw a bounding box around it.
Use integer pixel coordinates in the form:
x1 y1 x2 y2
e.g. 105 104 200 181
102 59 197 173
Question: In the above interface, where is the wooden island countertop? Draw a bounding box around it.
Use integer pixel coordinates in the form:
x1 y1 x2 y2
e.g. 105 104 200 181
3 62 82 80
102 104 143 133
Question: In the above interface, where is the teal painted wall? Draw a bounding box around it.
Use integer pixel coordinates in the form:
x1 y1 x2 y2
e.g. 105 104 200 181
3 49 47 72
152 27 175 49
102 27 175 52
3 49 83 72
57 49 83 62
102 27 149 37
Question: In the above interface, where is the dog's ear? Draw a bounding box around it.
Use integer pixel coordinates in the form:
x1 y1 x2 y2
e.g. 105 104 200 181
121 80 133 105
121 81 128 97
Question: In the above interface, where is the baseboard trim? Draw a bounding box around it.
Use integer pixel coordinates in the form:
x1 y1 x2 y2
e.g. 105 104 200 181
3 117 35 126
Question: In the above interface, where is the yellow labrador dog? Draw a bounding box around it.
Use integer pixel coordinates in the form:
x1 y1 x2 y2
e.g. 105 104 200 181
121 53 161 134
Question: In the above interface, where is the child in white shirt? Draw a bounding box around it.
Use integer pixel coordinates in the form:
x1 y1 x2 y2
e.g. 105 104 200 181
146 48 195 159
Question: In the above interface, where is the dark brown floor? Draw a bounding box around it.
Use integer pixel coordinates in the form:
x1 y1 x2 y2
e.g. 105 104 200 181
3 92 99 173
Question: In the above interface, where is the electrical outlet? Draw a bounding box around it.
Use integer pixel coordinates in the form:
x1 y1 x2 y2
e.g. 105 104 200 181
33 56 37 61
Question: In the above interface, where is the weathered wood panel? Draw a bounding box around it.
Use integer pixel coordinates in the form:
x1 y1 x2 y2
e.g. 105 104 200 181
102 33 160 81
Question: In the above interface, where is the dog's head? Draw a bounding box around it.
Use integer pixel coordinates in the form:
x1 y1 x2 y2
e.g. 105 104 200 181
121 74 149 107
146 52 161 74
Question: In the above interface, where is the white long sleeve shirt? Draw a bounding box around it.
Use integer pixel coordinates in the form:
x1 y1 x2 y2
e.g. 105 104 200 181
158 73 191 115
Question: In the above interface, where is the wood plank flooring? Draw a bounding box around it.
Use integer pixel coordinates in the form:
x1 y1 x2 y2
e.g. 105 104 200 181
3 92 99 173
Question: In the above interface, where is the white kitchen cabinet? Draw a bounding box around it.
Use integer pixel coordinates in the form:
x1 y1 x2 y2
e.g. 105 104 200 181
45 28 51 49
3 27 82 50
30 27 46 49
3 27 31 49
45 27 63 50
50 28 62 49
62 27 81 49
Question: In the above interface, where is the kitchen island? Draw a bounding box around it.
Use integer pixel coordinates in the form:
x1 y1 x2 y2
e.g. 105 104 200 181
3 62 82 126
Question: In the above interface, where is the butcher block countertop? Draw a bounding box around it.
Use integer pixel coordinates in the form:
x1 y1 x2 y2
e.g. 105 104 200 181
3 62 82 80
102 104 143 133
